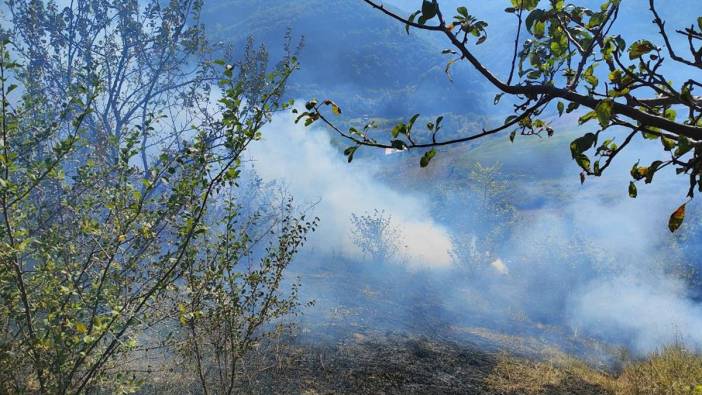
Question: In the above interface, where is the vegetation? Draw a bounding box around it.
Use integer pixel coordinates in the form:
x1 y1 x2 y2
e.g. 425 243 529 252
350 209 405 263
1 0 702 393
449 161 518 271
0 1 313 391
487 344 702 394
300 0 702 230
144 333 702 394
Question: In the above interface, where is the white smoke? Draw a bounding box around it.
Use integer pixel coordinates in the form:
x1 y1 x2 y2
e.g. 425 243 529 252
247 110 702 355
247 111 453 270
569 273 702 354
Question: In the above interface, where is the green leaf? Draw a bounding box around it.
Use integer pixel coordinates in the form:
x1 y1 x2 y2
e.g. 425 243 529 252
75 322 87 334
575 153 591 171
644 160 663 184
570 133 596 157
582 64 599 88
595 99 614 127
661 135 676 151
305 99 318 110
587 12 604 28
527 69 542 80
668 203 686 233
526 9 545 32
628 181 637 198
628 40 655 60
557 101 564 116
420 148 437 167
457 6 468 17
344 146 358 163
578 111 598 125
434 115 444 131
509 130 517 143
422 0 438 20
512 0 540 11
391 123 407 138
698 16 702 31
407 114 421 132
681 83 694 104
675 135 693 157
641 129 659 140
390 140 407 150
631 161 647 181
533 20 545 38
304 116 316 127
663 108 676 121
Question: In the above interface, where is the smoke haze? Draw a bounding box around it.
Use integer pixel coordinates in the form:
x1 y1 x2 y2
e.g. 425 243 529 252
246 110 702 357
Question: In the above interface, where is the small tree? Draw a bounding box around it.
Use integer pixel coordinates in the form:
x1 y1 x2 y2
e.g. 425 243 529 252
450 162 518 269
177 193 317 394
350 209 404 263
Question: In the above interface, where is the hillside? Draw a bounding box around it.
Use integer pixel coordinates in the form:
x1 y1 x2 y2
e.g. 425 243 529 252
202 0 487 117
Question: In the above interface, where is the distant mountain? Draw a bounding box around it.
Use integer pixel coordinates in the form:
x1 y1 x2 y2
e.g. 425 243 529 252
202 0 488 117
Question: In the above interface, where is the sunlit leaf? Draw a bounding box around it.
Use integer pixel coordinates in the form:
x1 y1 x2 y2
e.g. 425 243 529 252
628 40 655 60
668 203 686 232
595 99 613 127
420 148 437 167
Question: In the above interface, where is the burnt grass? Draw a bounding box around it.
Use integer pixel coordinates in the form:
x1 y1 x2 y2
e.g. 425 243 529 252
235 330 613 395
226 259 619 394
238 332 495 394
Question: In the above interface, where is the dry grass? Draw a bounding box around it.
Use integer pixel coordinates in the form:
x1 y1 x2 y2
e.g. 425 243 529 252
486 354 615 394
615 344 702 395
136 331 702 394
485 344 702 395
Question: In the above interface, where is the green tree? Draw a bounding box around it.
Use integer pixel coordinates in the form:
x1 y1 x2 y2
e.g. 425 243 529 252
300 0 702 231
177 192 317 394
350 209 405 263
6 0 215 172
0 32 302 392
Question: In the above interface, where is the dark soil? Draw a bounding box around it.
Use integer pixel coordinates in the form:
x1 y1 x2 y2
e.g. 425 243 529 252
236 332 498 394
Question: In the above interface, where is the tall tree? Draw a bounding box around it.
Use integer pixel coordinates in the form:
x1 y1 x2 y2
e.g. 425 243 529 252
0 21 304 393
6 0 214 171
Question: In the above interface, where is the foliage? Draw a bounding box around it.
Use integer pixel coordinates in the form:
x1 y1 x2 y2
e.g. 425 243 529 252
5 0 217 173
300 0 702 232
178 192 317 394
0 21 303 391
